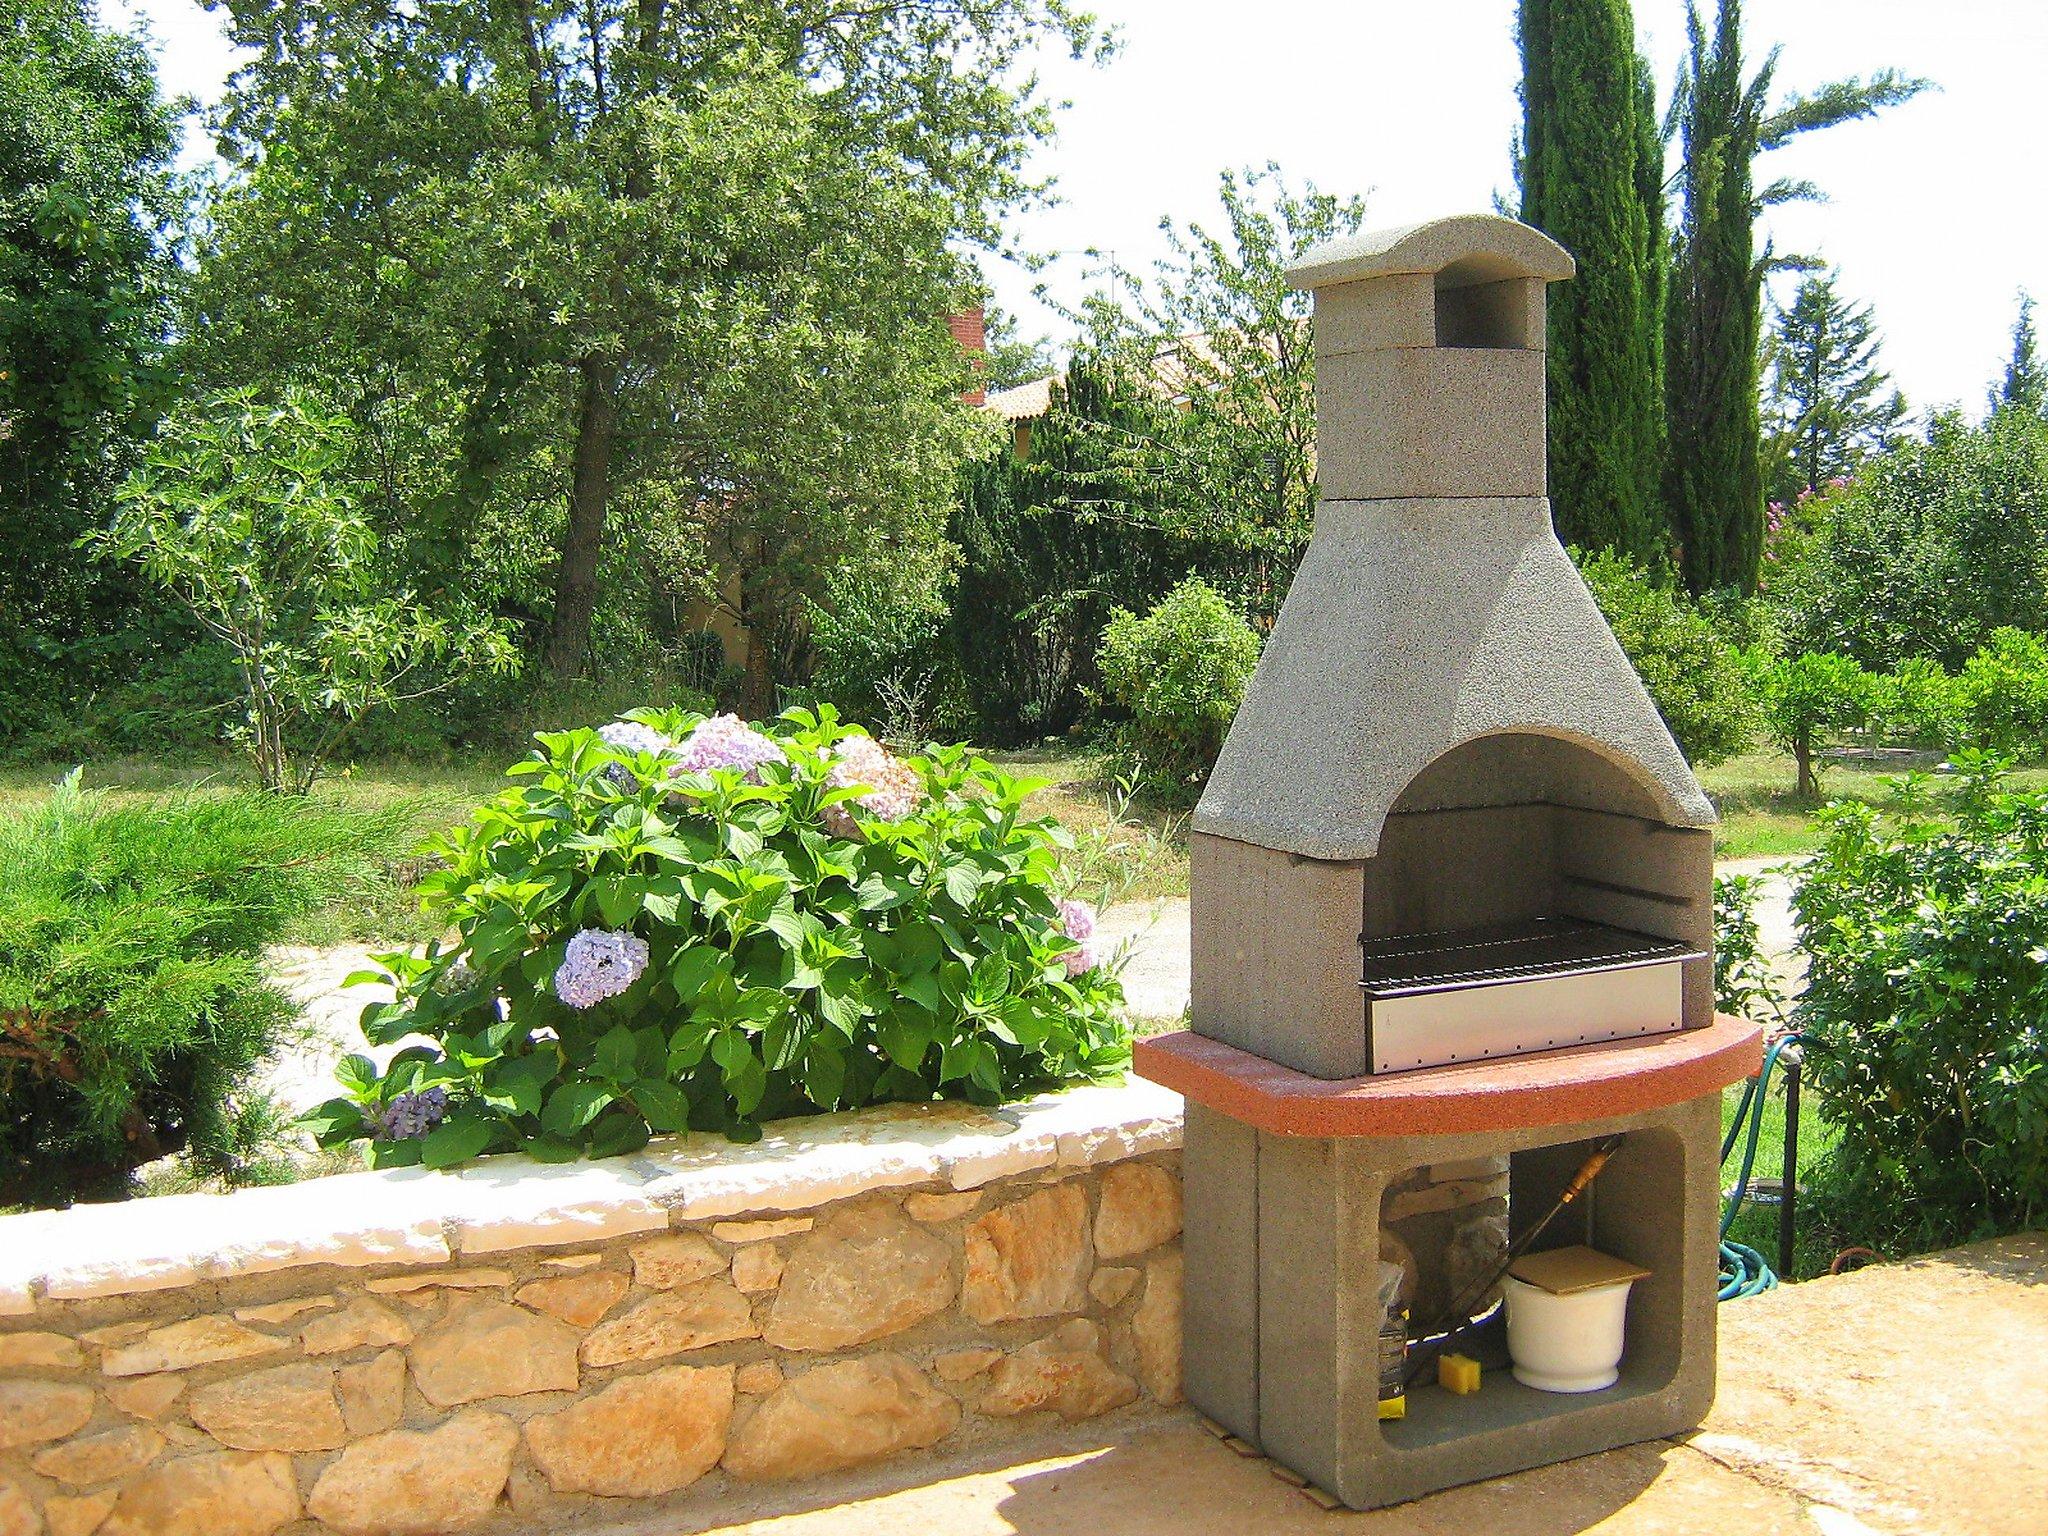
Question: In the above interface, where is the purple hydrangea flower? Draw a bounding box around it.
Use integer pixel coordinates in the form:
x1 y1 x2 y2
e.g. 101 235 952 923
1058 897 1099 977
821 734 922 836
554 928 651 1008
378 1086 448 1140
670 713 786 782
598 720 674 786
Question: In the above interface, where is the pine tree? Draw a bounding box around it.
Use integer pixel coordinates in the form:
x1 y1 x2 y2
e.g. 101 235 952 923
1518 0 1665 564
1992 293 2046 418
1762 272 1908 506
1664 0 1926 594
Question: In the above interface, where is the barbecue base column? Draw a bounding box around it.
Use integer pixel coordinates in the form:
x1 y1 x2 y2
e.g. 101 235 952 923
1239 1092 1720 1510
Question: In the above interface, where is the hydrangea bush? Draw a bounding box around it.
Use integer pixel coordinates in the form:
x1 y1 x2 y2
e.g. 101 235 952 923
305 707 1128 1168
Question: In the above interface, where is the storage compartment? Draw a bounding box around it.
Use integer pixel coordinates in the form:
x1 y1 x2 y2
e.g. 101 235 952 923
1360 917 1700 1073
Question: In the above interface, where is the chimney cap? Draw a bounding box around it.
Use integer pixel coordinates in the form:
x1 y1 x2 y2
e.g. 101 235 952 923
1287 214 1574 293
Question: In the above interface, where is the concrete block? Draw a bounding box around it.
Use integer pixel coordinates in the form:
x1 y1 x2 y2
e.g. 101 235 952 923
1313 273 1435 356
1315 347 1546 501
1198 1094 1727 1511
1181 1107 1261 1444
1190 833 1366 1079
1255 1135 1384 1495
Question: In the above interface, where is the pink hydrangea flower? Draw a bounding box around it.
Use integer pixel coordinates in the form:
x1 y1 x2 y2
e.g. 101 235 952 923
820 733 923 836
671 713 786 783
1058 897 1098 976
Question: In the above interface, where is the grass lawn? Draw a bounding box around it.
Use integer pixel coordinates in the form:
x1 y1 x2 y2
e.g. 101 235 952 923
0 743 1191 944
1718 1062 1844 1283
1697 749 2048 861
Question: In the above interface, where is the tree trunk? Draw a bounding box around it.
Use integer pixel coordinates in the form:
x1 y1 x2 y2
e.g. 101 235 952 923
1794 735 1816 800
546 358 618 679
736 566 776 716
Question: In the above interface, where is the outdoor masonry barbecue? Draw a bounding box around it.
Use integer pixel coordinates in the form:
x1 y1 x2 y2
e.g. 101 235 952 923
1134 214 1763 1509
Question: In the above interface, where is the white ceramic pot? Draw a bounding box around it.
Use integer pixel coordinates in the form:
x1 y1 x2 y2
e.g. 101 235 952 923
1501 1272 1635 1393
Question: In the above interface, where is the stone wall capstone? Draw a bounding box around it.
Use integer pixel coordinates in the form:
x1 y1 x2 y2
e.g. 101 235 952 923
0 1083 1185 1536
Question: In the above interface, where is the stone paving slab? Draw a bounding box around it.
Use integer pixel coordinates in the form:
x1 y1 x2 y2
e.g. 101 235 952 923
1701 1231 2048 1536
662 1421 1812 1536
662 1232 2046 1536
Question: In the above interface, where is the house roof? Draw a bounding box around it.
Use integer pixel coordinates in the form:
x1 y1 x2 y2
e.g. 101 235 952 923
983 376 1055 421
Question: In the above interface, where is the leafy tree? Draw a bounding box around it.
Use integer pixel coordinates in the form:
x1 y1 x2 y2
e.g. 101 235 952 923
1868 655 1961 749
94 388 520 792
188 1 1097 692
1664 0 1927 594
947 360 1204 743
1771 409 2048 671
0 0 181 719
1757 649 1872 798
1954 628 2048 757
1079 164 1367 622
1762 271 1908 506
1575 547 1753 765
1992 292 2046 419
1517 0 1666 564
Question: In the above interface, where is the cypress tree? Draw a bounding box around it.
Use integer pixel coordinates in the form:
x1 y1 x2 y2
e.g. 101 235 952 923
1666 0 1764 594
1518 0 1665 563
1665 0 1926 593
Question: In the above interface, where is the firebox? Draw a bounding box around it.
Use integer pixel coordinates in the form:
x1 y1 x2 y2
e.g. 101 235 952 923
1135 214 1763 1510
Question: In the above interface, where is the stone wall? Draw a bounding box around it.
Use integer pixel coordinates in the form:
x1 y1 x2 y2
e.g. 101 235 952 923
0 1084 1184 1536
1379 1156 1510 1324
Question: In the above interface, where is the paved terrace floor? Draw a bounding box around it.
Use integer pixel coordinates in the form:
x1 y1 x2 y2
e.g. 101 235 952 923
653 1232 2043 1536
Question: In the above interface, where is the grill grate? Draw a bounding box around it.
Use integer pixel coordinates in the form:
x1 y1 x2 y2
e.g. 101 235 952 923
1359 917 1701 999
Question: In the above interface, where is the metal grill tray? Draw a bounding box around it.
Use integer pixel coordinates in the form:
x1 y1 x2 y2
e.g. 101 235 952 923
1359 917 1702 999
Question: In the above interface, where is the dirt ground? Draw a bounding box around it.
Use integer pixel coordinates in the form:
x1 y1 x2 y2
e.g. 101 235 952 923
658 1232 2046 1536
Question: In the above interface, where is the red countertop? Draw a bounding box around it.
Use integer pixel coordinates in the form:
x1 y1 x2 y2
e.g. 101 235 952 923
1133 1014 1764 1138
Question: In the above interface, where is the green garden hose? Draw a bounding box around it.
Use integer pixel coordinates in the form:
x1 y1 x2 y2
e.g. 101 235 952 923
1718 1033 1802 1301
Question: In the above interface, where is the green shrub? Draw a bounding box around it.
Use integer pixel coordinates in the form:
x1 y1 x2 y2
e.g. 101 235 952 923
805 566 968 742
946 362 1235 746
1574 549 1753 767
1954 627 2048 757
308 707 1129 1165
1712 872 1789 1029
1793 755 2048 1250
0 776 391 1205
1095 578 1261 798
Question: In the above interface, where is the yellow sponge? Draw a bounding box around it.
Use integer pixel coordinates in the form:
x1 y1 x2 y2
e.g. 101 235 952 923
1377 1393 1406 1421
1437 1353 1482 1395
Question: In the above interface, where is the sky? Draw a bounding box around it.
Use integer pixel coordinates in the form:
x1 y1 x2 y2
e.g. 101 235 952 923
111 0 2046 413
